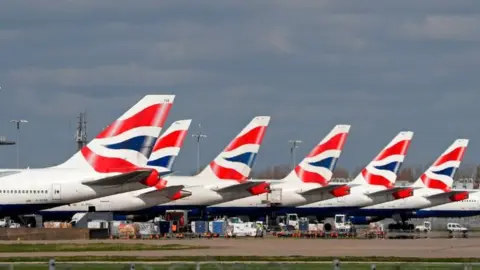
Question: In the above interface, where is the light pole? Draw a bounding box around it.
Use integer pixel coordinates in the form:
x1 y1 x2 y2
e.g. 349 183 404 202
10 119 28 168
288 139 302 170
192 124 207 174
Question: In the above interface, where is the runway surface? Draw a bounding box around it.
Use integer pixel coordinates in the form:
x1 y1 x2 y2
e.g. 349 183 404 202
0 238 480 258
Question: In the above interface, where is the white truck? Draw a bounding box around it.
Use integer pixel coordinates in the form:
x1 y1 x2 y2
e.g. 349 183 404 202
447 222 468 238
227 217 263 237
321 214 354 232
279 213 299 229
447 223 468 233
414 221 431 233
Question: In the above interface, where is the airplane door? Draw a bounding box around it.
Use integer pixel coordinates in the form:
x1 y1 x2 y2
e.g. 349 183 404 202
52 184 61 200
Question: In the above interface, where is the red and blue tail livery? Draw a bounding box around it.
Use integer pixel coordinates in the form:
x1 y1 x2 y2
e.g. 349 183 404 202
57 95 175 173
354 131 413 189
198 116 270 182
147 119 192 172
417 139 468 192
284 125 350 186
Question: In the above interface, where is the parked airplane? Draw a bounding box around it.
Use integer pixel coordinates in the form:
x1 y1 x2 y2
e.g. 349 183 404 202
290 131 414 217
207 124 352 217
348 139 469 224
414 192 480 218
39 119 192 220
0 95 174 217
153 116 272 216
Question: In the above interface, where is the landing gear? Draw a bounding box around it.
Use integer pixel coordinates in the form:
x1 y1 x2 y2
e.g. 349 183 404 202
387 221 414 231
388 213 414 230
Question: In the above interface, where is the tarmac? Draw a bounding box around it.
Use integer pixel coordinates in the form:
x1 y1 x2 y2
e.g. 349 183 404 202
1 238 480 258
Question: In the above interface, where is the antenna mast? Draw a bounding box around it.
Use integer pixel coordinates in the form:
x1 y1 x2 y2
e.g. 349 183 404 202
75 112 88 150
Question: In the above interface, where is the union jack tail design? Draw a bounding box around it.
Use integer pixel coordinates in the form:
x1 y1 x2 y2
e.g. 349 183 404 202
284 125 350 186
413 139 468 192
350 131 414 189
197 116 270 182
147 119 192 172
56 95 175 173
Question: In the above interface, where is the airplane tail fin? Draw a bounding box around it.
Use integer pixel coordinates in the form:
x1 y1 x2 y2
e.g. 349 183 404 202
196 116 271 182
350 131 414 189
147 119 192 172
56 95 175 173
283 125 351 185
412 139 469 191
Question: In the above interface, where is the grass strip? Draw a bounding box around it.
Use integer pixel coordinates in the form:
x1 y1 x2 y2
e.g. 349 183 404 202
6 263 476 270
0 243 207 252
0 256 478 263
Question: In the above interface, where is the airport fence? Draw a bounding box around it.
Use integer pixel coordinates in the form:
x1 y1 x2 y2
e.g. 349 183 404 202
0 259 479 269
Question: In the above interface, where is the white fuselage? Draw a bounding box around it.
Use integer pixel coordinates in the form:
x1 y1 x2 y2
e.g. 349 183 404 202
0 168 148 216
159 176 261 207
210 181 334 208
298 185 387 209
419 190 480 213
41 187 170 213
360 188 442 211
38 175 264 218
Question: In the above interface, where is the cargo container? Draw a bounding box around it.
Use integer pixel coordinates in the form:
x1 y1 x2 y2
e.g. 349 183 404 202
191 221 208 234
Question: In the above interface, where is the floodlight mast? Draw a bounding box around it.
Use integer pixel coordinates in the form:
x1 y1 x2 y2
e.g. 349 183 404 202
288 139 302 170
10 119 28 168
192 124 207 174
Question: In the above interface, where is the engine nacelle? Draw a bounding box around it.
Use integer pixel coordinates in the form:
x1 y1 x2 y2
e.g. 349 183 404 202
154 177 168 189
392 187 414 200
330 185 350 197
450 191 469 202
249 182 271 195
141 169 160 187
169 190 192 201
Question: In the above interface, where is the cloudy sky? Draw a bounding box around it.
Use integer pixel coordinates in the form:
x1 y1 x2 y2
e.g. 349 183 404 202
1 0 479 175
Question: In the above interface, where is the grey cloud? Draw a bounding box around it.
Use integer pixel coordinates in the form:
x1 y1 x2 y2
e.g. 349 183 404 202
398 15 480 41
5 65 215 88
1 1 480 173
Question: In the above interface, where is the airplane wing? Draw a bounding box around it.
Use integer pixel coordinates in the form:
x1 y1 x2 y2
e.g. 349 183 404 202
136 185 186 199
367 187 414 200
82 170 152 186
425 190 469 202
213 181 266 195
298 184 349 197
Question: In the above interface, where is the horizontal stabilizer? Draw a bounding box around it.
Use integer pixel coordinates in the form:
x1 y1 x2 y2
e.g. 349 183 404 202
137 185 185 199
298 184 348 197
213 181 264 194
82 170 152 186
